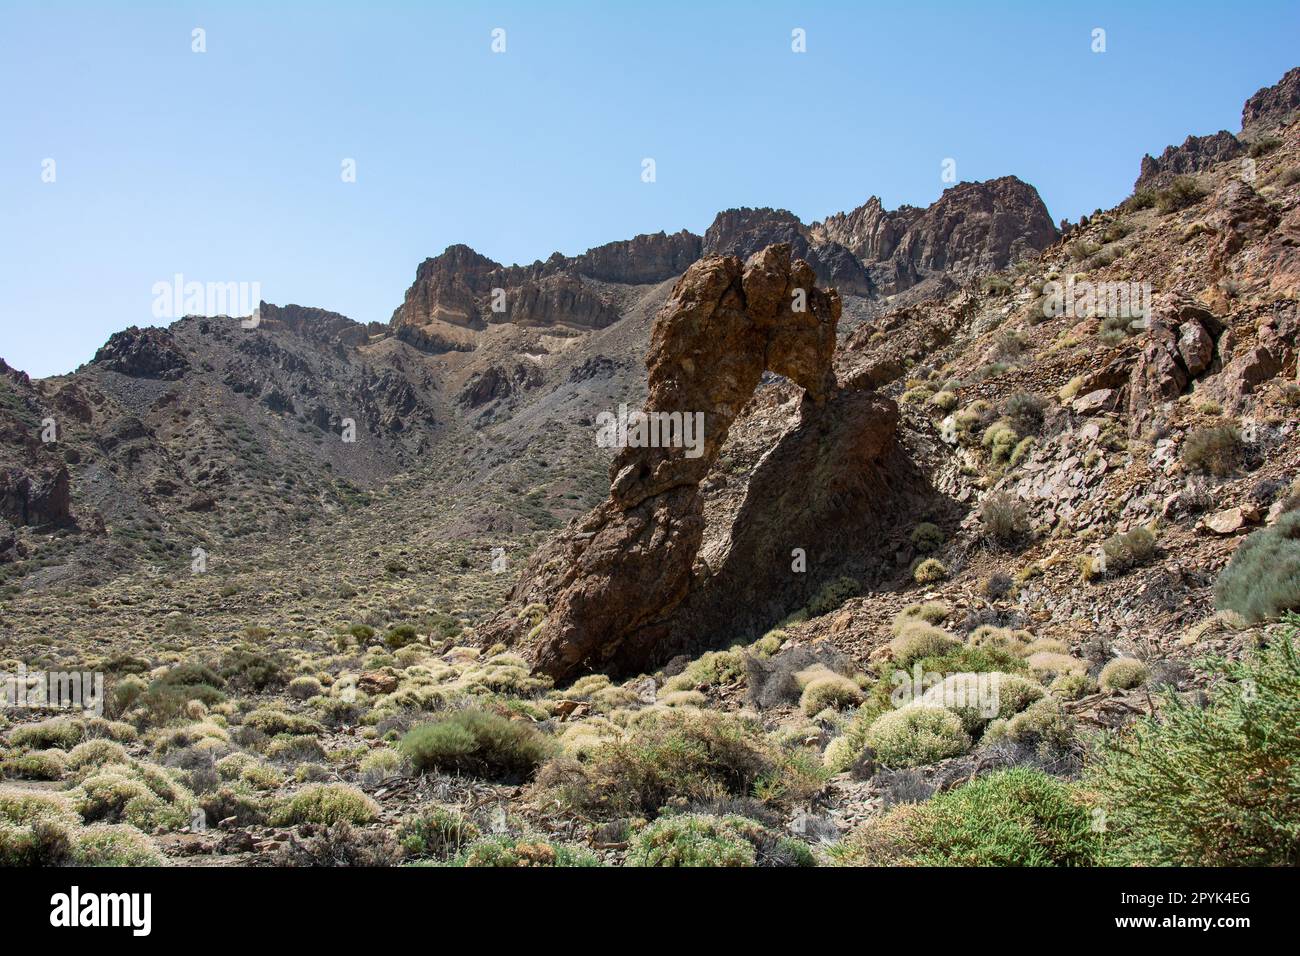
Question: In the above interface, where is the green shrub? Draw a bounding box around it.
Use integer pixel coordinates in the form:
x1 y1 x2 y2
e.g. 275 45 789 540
798 670 864 716
1128 188 1157 210
271 783 379 826
450 836 599 867
980 492 1030 544
66 739 129 773
892 602 950 632
8 718 83 750
626 813 815 868
0 819 74 866
1002 392 1048 435
1155 175 1206 214
864 705 971 768
72 764 196 831
986 697 1076 751
807 577 859 617
1050 672 1098 700
627 813 755 867
219 645 287 692
1 749 67 780
109 675 147 717
397 806 479 859
889 622 960 669
1027 651 1086 680
399 710 555 782
0 789 79 827
912 559 947 585
661 647 746 693
928 390 959 412
199 785 269 828
1183 424 1243 476
835 768 1102 866
384 624 419 650
72 824 166 865
287 675 323 700
918 672 1043 734
1086 622 1300 865
1099 658 1149 692
909 523 945 554
982 420 1019 467
921 643 1029 677
359 747 402 781
266 734 327 764
540 708 822 816
1091 525 1158 578
154 662 225 692
1214 511 1300 622
244 708 323 737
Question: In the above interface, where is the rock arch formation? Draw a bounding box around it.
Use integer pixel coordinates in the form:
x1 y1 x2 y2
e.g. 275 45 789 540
488 243 898 682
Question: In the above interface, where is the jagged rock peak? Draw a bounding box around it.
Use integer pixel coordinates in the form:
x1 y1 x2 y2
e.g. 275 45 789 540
703 207 873 295
845 176 1057 294
1242 65 1300 131
1135 131 1243 192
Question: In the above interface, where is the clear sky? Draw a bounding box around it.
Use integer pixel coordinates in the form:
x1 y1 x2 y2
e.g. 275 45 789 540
2 0 1297 378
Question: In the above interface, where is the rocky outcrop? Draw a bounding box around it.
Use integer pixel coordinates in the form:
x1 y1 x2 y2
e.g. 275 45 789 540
1242 66 1300 131
389 244 621 344
866 178 1058 293
812 196 922 267
506 272 621 329
486 244 898 681
457 362 543 408
1125 295 1223 426
0 465 73 528
1207 180 1280 275
813 178 1057 295
92 327 190 379
390 244 503 332
571 230 702 284
703 208 873 295
1075 295 1225 431
1208 304 1296 411
255 302 381 348
1134 131 1243 192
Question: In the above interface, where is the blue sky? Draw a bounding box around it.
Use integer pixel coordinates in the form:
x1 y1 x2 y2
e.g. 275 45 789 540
2 0 1297 378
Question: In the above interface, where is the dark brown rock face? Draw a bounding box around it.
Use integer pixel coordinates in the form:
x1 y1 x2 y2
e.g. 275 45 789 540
1134 131 1243 192
255 302 380 348
866 178 1058 293
571 230 702 284
1242 66 1300 130
92 327 190 379
703 208 873 295
813 177 1058 295
812 196 922 266
457 362 543 408
0 465 73 527
486 244 897 681
389 233 694 348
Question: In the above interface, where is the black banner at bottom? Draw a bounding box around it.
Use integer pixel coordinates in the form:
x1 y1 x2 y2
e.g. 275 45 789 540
0 865 1281 942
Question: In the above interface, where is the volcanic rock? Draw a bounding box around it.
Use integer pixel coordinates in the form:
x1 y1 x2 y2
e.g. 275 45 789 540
486 244 898 681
